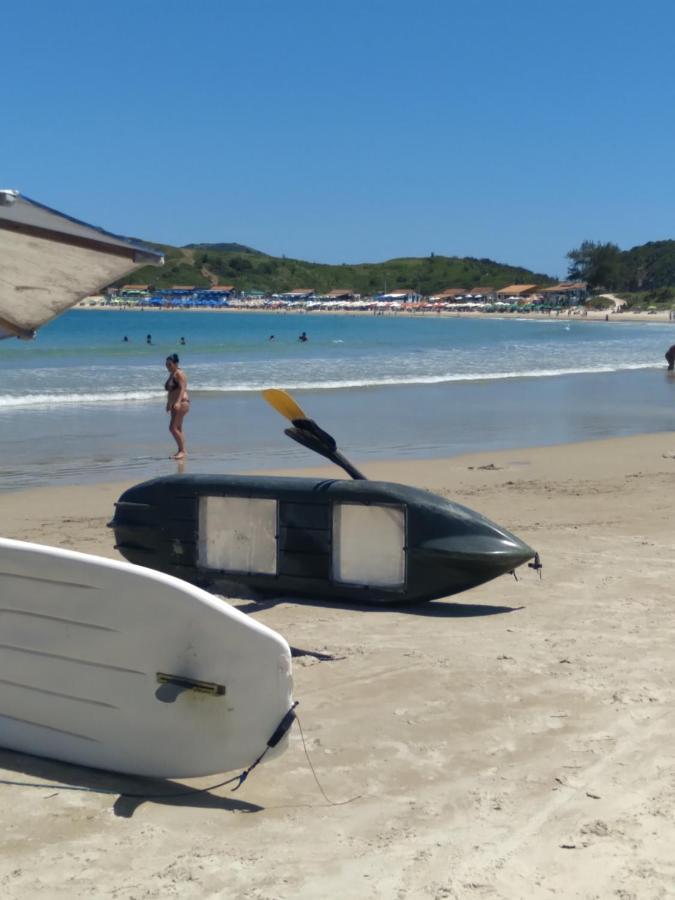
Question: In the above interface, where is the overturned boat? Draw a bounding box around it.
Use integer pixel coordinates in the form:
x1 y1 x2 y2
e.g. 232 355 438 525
112 473 537 604
111 390 539 604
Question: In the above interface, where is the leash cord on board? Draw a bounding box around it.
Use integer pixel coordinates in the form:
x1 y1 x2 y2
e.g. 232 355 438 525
295 712 362 806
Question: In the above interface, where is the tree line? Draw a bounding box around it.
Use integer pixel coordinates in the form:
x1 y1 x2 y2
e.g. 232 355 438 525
567 240 675 293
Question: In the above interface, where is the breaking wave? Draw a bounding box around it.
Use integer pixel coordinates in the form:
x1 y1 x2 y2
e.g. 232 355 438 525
0 362 660 410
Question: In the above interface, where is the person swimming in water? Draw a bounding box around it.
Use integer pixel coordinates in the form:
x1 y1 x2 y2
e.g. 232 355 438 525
164 353 190 459
298 331 308 342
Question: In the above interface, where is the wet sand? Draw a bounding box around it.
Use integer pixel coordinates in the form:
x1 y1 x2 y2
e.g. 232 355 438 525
1 433 675 897
5 367 675 491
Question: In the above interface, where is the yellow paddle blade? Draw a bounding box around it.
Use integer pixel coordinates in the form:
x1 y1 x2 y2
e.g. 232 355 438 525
262 388 308 422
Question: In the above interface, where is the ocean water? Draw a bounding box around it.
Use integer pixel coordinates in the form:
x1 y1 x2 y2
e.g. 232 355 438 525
1 309 674 488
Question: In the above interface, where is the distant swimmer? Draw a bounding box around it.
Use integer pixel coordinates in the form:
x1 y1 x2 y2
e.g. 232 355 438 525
298 331 308 343
146 333 153 345
122 335 129 342
268 334 275 341
666 344 675 371
180 336 186 345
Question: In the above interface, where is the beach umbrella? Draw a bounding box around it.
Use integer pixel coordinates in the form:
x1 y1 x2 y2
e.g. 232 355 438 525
0 190 163 339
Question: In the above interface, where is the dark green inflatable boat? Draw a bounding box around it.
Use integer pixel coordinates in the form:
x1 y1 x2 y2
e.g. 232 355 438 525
111 474 536 604
111 390 539 604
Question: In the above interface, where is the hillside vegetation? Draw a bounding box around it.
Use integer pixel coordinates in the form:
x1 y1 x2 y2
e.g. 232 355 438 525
564 239 675 309
121 243 554 294
567 240 675 296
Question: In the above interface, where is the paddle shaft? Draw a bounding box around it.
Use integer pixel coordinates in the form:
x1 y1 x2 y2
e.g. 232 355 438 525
284 427 367 480
263 388 367 480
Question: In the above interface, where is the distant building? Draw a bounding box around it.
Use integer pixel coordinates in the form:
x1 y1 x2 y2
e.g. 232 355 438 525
539 282 588 306
112 284 152 302
468 286 496 300
429 288 465 302
377 289 421 303
119 284 151 293
279 288 315 300
324 289 358 301
204 284 235 297
495 284 539 301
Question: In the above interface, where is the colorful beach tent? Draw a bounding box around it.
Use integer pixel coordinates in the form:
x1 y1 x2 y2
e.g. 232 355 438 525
0 190 163 339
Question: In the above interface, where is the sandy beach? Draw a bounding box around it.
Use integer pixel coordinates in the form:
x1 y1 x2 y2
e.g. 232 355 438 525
1 433 675 898
77 300 675 324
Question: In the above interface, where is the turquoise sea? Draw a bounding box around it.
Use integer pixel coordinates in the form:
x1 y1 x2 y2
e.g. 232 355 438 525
1 309 674 488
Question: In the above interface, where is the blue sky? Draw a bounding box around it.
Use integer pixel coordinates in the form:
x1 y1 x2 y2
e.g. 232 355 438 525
3 0 674 278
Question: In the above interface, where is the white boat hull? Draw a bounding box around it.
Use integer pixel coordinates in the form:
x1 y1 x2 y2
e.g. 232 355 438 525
0 190 162 338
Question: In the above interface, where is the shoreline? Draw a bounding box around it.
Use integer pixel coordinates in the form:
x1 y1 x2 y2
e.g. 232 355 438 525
74 303 675 324
2 431 674 543
1 431 674 897
4 367 675 492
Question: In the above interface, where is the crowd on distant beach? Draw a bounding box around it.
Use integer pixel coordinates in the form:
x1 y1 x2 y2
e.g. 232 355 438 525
77 293 675 323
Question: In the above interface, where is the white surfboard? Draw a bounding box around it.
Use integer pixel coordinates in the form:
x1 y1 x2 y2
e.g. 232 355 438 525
0 537 294 778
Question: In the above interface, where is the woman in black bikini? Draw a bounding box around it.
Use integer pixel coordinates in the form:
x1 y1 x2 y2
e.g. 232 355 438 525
164 353 189 459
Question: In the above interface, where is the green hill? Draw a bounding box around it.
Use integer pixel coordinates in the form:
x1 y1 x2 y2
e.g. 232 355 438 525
119 243 555 295
183 242 264 255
